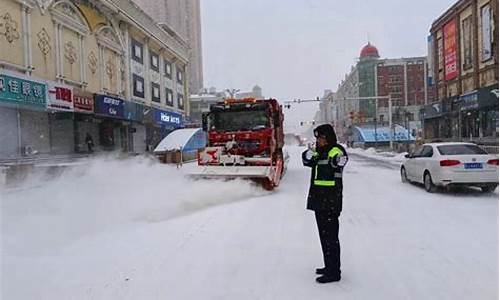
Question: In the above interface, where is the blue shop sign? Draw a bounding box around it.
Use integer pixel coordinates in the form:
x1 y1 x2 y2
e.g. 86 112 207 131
95 94 124 118
0 73 47 107
459 90 479 111
154 109 183 127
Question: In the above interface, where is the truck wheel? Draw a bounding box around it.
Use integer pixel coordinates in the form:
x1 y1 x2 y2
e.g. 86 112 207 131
261 178 275 191
481 184 498 193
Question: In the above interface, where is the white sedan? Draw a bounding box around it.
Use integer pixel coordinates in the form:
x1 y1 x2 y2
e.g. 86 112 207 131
400 142 499 193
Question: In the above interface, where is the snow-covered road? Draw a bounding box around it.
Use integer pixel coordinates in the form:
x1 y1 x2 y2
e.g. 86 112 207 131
2 146 498 299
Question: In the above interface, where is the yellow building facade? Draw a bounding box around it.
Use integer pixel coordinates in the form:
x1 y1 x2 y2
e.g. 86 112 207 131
0 0 190 157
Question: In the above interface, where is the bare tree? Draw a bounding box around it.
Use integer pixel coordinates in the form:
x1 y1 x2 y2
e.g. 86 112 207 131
224 88 240 98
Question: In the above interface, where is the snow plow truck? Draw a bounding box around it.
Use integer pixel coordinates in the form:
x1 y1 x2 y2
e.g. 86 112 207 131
191 98 286 190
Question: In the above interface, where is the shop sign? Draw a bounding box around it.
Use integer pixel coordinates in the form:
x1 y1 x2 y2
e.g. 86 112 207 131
154 108 183 127
443 20 458 81
0 73 46 108
459 90 478 111
95 94 124 118
478 84 499 108
422 102 443 119
47 82 74 112
74 89 94 113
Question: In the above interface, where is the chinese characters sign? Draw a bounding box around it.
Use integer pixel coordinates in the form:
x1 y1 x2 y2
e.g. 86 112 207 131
443 20 458 81
47 82 74 112
74 89 94 113
0 74 46 107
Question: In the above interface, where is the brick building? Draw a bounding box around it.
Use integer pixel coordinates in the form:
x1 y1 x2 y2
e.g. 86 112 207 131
424 0 498 145
332 43 433 141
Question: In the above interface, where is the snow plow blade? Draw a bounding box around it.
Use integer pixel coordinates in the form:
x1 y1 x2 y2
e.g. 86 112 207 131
188 165 280 190
189 166 272 179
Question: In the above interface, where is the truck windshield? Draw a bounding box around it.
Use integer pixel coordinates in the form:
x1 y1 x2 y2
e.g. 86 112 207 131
211 110 268 131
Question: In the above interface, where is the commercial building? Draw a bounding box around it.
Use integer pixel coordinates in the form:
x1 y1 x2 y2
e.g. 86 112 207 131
425 0 498 146
132 0 204 95
331 43 433 144
0 0 189 158
235 85 264 99
188 85 264 126
188 88 225 126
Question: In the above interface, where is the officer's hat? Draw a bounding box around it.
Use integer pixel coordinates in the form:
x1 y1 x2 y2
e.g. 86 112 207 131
313 124 337 144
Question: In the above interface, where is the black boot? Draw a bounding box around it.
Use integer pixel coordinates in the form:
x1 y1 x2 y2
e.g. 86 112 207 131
315 267 326 275
316 274 341 283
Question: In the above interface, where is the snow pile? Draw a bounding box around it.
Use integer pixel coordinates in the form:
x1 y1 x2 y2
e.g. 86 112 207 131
1 155 265 255
347 147 406 166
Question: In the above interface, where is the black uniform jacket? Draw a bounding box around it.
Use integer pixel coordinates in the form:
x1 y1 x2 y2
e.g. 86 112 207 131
302 143 348 214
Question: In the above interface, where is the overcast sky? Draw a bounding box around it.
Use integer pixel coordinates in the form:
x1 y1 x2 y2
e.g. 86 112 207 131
201 0 457 99
200 0 456 133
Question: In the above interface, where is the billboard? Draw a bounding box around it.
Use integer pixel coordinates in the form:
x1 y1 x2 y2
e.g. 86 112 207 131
443 20 458 80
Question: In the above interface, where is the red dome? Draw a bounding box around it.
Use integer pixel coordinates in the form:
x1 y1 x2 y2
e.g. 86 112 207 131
360 43 380 58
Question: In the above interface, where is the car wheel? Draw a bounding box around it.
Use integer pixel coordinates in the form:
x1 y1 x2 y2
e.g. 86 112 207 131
481 184 498 193
424 172 436 193
400 167 408 183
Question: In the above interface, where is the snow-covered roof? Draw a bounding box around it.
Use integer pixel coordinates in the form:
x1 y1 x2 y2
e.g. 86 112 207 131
353 125 415 142
154 128 201 152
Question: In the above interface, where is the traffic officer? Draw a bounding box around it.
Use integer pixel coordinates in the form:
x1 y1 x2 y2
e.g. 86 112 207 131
302 124 348 283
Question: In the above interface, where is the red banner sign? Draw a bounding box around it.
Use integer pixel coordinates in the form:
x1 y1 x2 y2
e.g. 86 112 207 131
74 89 94 113
443 20 458 81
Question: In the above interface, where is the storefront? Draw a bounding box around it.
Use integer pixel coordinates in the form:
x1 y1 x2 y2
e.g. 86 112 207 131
74 89 98 153
136 104 154 153
94 94 126 152
0 71 48 157
46 81 75 154
147 108 183 151
421 102 444 140
478 85 498 139
124 101 145 153
458 85 498 140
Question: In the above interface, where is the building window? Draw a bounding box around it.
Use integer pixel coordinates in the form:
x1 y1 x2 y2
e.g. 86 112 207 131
177 93 184 109
133 74 145 98
164 60 172 79
131 38 143 64
177 68 183 85
150 51 159 72
480 4 492 61
462 16 473 70
151 83 160 102
166 88 173 106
